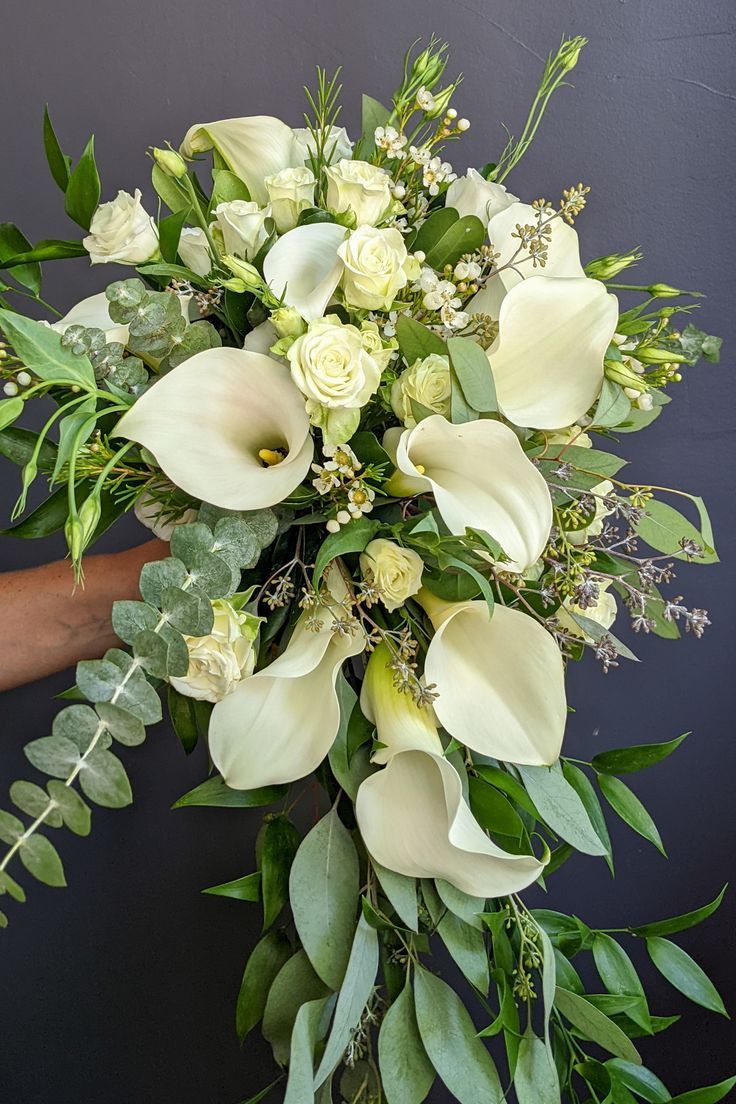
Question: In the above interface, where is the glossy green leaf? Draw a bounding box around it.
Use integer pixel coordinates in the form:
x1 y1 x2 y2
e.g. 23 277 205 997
43 106 71 191
313 517 381 586
597 774 666 856
64 135 101 230
0 397 24 432
159 207 190 264
0 239 86 265
554 986 641 1063
202 872 261 901
289 806 359 990
605 1058 670 1103
593 933 650 1031
592 733 689 775
646 936 727 1016
0 223 41 293
0 309 94 386
378 980 435 1104
414 967 503 1103
236 929 292 1043
0 426 58 470
314 915 379 1085
631 885 728 938
259 814 300 930
667 1077 736 1104
173 775 286 809
395 314 447 366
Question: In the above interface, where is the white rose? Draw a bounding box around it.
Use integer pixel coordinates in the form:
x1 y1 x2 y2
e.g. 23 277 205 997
324 159 392 226
170 598 261 703
83 189 159 265
212 200 271 260
556 579 617 641
359 321 396 371
287 315 381 409
338 225 409 310
133 492 198 541
292 125 353 166
390 353 451 428
445 168 518 222
567 479 614 545
546 425 593 450
359 539 424 612
264 166 316 232
177 227 212 276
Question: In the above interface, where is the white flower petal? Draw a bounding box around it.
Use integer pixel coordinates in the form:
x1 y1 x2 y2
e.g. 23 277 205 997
263 223 347 322
52 292 129 345
115 347 313 509
396 415 552 572
209 608 365 789
488 276 619 430
487 201 586 290
423 598 566 765
360 643 443 764
356 749 544 896
243 319 279 355
180 116 298 206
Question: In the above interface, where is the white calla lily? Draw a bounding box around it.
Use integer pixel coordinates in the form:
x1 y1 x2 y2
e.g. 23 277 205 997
180 116 299 206
115 347 313 510
391 415 552 573
243 319 279 356
52 292 130 345
356 750 544 896
355 645 546 895
209 578 365 788
487 276 619 430
419 591 566 765
263 223 347 322
488 201 586 288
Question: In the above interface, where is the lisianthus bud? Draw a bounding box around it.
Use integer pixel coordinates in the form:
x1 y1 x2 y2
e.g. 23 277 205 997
221 255 263 289
559 36 587 73
271 307 307 339
585 250 641 280
152 147 188 179
604 358 648 392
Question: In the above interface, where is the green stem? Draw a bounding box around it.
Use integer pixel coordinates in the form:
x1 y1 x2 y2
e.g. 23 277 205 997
180 174 220 261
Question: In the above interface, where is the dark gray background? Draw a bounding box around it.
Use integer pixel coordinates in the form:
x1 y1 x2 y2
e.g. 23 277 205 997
1 1 734 1101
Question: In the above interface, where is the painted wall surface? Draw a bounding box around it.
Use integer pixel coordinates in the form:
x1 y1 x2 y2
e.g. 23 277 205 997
0 2 733 1100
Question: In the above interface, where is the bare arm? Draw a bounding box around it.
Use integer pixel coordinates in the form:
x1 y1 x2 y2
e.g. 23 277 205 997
0 540 170 692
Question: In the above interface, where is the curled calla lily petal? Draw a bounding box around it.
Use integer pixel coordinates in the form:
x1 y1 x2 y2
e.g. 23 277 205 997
243 319 279 356
115 347 313 510
180 116 298 205
52 292 130 345
360 643 444 764
394 415 552 572
355 749 544 896
263 223 347 322
209 581 365 788
487 276 619 430
420 592 566 765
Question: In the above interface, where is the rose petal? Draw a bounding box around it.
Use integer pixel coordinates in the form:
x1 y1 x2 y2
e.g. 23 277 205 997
488 276 619 429
115 347 313 509
356 749 544 896
263 223 347 322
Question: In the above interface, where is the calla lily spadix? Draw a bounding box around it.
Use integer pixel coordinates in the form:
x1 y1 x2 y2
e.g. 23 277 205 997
418 590 566 766
208 571 365 789
180 116 299 206
355 647 545 896
115 347 313 510
486 275 619 430
388 415 553 573
262 223 347 323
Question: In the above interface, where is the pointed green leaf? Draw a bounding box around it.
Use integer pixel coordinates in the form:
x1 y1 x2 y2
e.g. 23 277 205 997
43 105 71 192
259 814 300 929
314 915 379 1085
373 862 418 931
592 733 689 775
173 775 286 808
597 774 666 855
646 936 727 1016
519 763 608 856
0 309 94 386
202 872 260 901
553 986 641 1064
631 885 728 938
447 335 497 412
0 223 41 293
605 1058 670 1103
236 930 292 1043
378 980 435 1104
667 1077 736 1104
64 135 101 230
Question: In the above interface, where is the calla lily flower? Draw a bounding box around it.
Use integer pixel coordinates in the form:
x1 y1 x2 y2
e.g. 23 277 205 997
180 116 299 206
115 347 313 510
208 574 365 788
389 415 552 573
52 292 130 345
263 223 347 322
419 590 566 765
355 647 545 896
487 276 620 430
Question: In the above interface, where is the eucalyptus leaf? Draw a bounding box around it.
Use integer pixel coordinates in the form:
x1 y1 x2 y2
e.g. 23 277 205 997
139 556 188 607
10 781 62 827
285 997 331 1104
262 950 331 1066
25 734 80 778
395 315 446 366
111 600 159 646
373 861 418 932
96 702 146 747
519 763 608 856
18 833 66 887
46 780 91 836
447 336 496 412
314 915 379 1086
437 909 489 992
78 748 132 808
553 986 641 1064
514 1030 560 1104
635 500 717 563
378 980 435 1104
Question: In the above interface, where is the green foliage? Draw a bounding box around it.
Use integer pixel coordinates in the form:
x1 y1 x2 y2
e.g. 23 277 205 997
378 980 435 1104
518 763 608 857
314 915 379 1085
64 135 101 230
646 936 727 1016
104 278 221 373
236 930 292 1043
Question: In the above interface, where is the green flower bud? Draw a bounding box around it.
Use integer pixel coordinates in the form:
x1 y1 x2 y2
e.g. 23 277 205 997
64 514 84 563
78 494 102 545
633 346 690 365
221 255 262 289
152 147 188 179
604 358 648 392
647 283 701 299
559 36 587 73
270 307 307 339
585 250 642 280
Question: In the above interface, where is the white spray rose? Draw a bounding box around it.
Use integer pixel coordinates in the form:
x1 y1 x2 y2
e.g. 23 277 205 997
324 159 392 226
390 353 451 428
359 321 396 371
360 539 424 612
212 200 271 259
292 125 353 166
445 168 518 221
83 189 159 265
264 166 316 232
286 315 381 410
177 227 212 277
170 598 261 703
338 225 409 310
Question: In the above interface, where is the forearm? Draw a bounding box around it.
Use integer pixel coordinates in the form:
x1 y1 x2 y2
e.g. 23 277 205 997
0 540 169 692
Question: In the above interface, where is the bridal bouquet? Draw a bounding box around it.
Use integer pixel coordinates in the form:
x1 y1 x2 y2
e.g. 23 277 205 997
0 36 730 1104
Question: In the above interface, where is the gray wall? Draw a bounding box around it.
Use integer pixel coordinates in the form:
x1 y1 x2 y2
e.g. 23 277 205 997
1 1 734 1100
